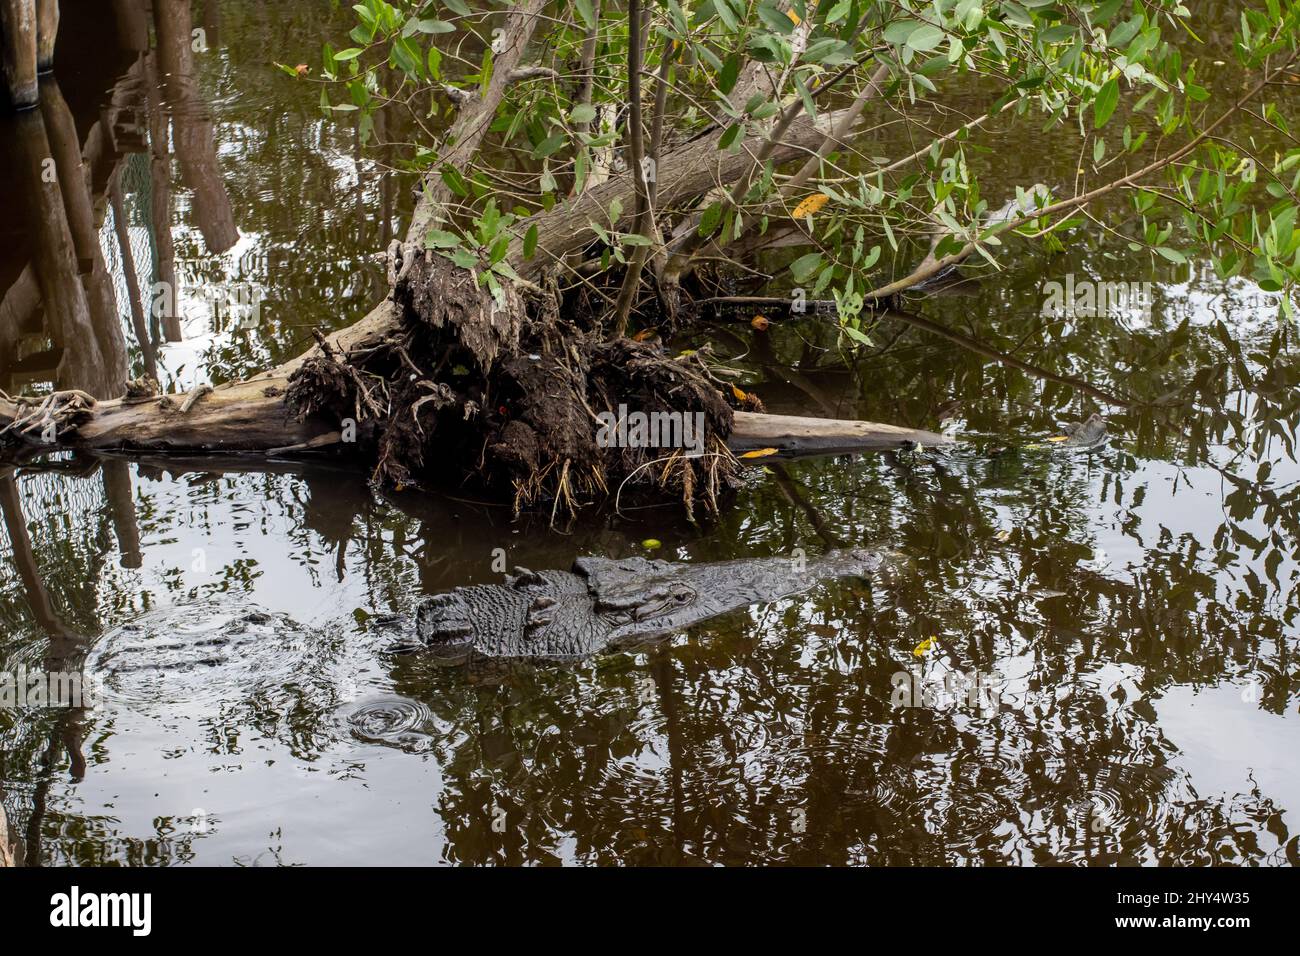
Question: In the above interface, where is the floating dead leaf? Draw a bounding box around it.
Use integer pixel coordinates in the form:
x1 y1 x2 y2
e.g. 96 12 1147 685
740 447 779 459
1046 435 1069 443
913 636 938 657
994 529 1012 542
791 192 830 220
751 315 770 331
641 538 662 550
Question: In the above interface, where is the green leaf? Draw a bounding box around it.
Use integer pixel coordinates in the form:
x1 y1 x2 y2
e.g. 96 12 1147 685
426 228 463 249
523 223 539 260
719 123 743 149
883 19 923 45
444 0 471 15
575 0 596 30
441 167 469 197
1155 246 1187 263
825 0 851 24
569 103 597 125
719 56 741 95
698 202 724 237
532 133 567 159
790 252 822 282
905 24 945 53
804 38 852 64
794 77 816 120
447 248 478 269
1094 77 1120 129
334 48 363 61
757 2 795 35
843 325 872 346
713 0 739 32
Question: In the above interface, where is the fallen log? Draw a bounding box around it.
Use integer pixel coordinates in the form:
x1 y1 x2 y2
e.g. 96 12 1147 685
731 412 950 456
0 383 947 459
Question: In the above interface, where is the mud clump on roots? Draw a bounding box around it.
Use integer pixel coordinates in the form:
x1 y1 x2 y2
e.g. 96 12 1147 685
285 258 742 519
489 338 739 518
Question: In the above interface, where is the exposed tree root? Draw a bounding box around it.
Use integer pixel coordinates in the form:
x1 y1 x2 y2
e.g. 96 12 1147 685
284 272 742 520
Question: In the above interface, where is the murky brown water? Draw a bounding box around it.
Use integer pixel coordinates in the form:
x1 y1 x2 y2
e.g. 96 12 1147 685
1 1 1297 866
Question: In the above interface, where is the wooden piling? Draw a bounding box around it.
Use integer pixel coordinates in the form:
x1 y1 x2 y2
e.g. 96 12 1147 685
155 0 239 255
38 78 95 272
101 460 143 569
110 165 160 381
111 0 148 52
34 0 54 72
1 0 38 109
10 109 116 396
144 50 183 342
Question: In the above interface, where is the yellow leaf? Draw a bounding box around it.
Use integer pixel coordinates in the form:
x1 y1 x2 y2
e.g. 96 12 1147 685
1046 435 1069 442
994 529 1012 542
791 192 830 220
787 10 801 25
732 385 748 402
751 315 770 331
740 447 779 459
913 636 937 657
641 538 662 550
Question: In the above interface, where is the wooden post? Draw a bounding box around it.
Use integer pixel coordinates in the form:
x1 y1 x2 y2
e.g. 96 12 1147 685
110 164 160 381
0 473 73 638
111 0 148 51
9 109 116 396
154 0 239 255
101 460 143 568
144 50 183 342
34 0 54 72
38 77 94 272
1 0 38 109
37 79 129 395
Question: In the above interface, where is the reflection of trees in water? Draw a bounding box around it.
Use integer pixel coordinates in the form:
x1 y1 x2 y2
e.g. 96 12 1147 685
1 427 1296 865
381 447 1297 865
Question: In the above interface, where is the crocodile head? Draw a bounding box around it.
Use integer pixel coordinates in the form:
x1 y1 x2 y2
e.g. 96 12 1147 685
576 548 884 643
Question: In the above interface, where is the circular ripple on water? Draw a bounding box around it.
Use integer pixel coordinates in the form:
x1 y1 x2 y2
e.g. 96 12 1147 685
344 696 435 753
907 745 1024 854
1068 763 1186 836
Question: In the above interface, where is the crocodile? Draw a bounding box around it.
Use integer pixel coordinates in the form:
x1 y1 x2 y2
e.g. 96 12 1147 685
411 548 886 662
